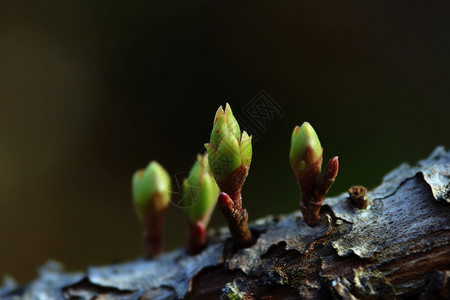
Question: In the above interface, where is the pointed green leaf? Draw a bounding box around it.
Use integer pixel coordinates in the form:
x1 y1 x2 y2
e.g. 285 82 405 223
240 131 252 168
224 103 241 139
214 133 242 180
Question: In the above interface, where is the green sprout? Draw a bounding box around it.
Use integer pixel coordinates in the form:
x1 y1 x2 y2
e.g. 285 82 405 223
132 161 171 258
205 103 254 248
290 122 339 226
182 152 220 254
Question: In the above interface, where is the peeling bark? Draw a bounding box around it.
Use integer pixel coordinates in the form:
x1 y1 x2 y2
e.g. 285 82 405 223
1 147 449 299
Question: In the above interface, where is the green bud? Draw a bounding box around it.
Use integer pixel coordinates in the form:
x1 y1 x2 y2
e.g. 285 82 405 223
183 153 220 223
132 161 172 221
205 103 252 183
205 104 254 248
290 122 323 191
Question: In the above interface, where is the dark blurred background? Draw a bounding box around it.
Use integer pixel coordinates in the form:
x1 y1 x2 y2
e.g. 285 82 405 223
1 0 449 284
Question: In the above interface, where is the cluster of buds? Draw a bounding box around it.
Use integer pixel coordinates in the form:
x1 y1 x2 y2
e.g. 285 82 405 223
130 104 340 258
182 153 220 254
290 122 339 226
205 103 254 248
132 156 220 257
132 161 171 258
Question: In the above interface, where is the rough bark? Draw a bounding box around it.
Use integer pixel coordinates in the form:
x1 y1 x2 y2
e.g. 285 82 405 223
1 147 449 300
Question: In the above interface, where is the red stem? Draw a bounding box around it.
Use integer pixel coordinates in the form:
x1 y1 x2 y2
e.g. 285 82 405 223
218 192 254 248
187 221 207 255
300 156 339 226
143 230 162 259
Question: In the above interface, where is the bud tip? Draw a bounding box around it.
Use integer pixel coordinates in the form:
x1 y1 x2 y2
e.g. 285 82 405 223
326 156 339 179
218 192 234 212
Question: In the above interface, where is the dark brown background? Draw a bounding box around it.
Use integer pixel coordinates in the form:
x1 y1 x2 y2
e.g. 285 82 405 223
0 0 449 284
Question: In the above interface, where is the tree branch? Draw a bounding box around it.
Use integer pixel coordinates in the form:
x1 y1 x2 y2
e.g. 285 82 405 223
2 147 449 299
